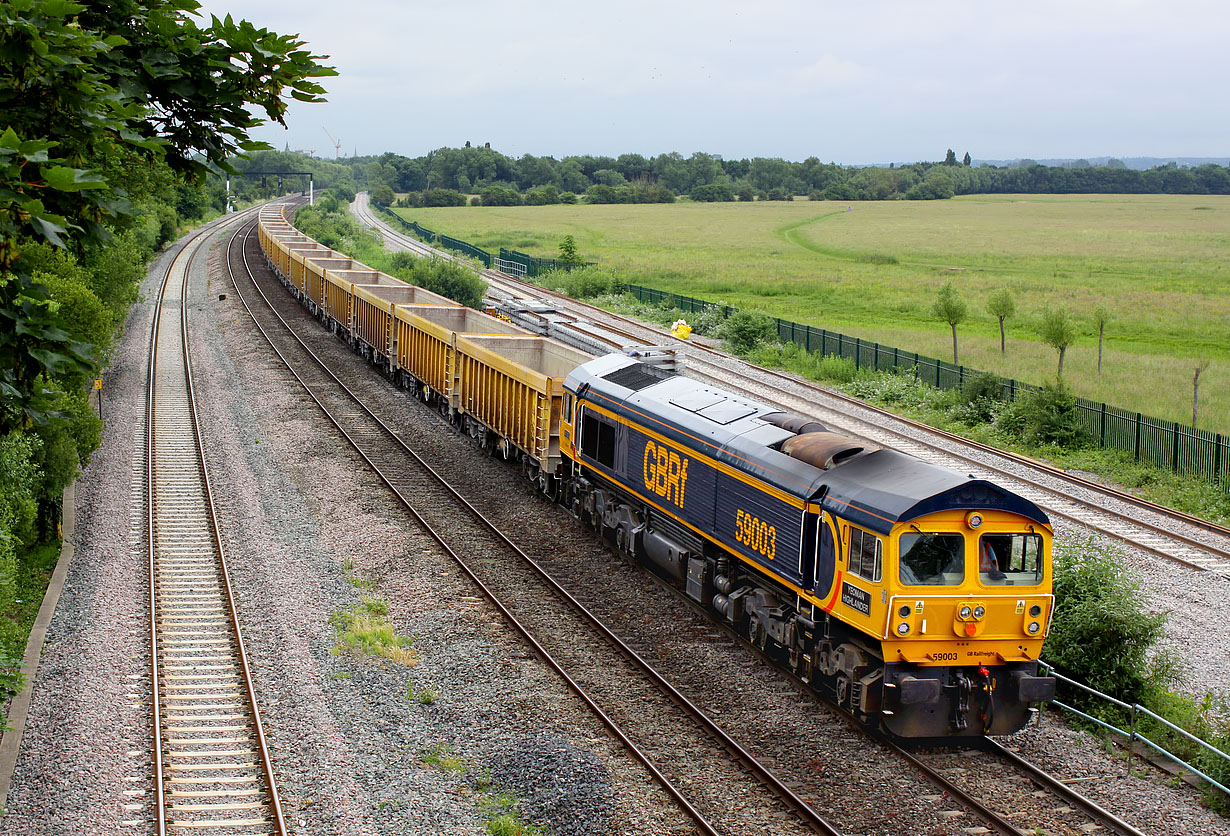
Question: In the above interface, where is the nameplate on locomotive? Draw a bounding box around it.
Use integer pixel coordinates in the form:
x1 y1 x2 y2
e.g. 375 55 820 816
841 581 871 616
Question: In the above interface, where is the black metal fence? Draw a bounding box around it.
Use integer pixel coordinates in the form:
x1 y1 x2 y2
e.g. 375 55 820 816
372 204 493 267
497 247 593 277
622 283 1229 489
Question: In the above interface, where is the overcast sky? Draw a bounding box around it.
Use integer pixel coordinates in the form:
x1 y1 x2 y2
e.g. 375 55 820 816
196 0 1228 165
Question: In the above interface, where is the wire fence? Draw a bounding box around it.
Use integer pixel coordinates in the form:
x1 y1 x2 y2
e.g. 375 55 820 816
621 282 1229 490
497 247 593 277
372 205 494 267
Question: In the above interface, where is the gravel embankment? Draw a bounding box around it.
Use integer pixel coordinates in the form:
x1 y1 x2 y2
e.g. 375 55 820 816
0 225 685 836
245 228 1230 836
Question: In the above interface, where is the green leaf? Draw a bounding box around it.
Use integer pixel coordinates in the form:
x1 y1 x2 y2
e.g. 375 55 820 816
40 166 108 192
30 215 67 248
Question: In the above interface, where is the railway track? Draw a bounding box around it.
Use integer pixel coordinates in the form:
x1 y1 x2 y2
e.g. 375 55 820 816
298 201 1168 835
618 539 1154 836
348 198 1204 834
145 211 285 835
415 230 1230 578
227 215 842 836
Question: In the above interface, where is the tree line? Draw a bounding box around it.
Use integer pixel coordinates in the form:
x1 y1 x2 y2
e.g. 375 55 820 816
227 145 1230 206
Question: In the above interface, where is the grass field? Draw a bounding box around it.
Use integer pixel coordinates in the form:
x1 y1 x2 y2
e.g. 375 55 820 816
398 195 1230 434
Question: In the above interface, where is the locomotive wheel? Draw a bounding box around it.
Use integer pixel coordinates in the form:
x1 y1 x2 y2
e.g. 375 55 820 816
749 613 768 651
835 672 851 708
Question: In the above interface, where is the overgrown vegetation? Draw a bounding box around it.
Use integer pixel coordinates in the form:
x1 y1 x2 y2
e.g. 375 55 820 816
293 199 487 308
538 266 622 299
1045 538 1176 705
420 743 466 773
1045 537 1229 811
0 2 333 718
418 747 552 835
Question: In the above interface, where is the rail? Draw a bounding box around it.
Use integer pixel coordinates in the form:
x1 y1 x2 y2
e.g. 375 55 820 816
1038 661 1230 796
240 210 843 836
350 207 1230 488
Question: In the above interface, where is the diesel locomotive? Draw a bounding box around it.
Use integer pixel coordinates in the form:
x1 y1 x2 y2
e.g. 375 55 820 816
257 202 1057 739
560 354 1056 738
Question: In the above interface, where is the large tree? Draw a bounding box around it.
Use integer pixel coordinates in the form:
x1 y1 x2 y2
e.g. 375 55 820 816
0 0 334 427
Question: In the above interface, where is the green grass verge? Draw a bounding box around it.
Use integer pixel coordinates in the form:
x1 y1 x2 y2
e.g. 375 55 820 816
0 541 62 706
400 195 1230 434
330 597 418 666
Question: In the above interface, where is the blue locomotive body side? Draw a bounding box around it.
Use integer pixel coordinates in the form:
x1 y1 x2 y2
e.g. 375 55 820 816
573 360 814 592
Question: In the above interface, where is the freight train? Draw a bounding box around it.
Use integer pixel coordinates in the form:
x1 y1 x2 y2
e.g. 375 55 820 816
257 203 1057 738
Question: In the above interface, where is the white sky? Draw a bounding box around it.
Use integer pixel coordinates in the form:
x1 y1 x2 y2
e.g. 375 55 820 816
196 0 1229 164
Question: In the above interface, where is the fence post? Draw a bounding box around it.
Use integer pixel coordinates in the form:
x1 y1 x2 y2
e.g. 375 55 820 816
894 346 899 370
1172 421 1181 472
1216 434 1224 483
1134 413 1142 462
935 361 941 388
1100 402 1107 445
855 338 861 369
959 365 965 386
1128 704 1138 777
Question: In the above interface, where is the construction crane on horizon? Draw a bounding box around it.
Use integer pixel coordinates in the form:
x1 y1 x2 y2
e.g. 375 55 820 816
322 127 342 158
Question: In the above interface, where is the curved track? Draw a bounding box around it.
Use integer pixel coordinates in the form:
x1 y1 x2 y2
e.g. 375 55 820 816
356 198 1230 577
228 214 843 836
351 197 1194 834
146 211 285 835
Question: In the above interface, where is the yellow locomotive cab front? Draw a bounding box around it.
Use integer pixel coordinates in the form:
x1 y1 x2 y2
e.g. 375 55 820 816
880 510 1052 666
860 509 1056 736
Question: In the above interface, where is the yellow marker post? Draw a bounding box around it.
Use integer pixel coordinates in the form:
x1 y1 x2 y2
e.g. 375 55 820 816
93 378 103 421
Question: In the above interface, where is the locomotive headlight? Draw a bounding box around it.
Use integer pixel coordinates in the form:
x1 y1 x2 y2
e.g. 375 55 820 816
897 622 910 635
959 605 972 620
966 512 983 530
1027 621 1041 634
1029 604 1042 617
973 606 985 620
898 605 911 617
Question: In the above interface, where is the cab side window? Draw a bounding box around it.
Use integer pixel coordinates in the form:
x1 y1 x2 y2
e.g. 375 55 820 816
848 526 882 583
580 409 599 459
578 408 616 468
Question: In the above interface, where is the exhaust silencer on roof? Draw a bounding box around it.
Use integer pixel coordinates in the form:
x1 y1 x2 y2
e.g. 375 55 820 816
781 432 866 470
760 412 827 435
